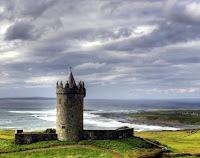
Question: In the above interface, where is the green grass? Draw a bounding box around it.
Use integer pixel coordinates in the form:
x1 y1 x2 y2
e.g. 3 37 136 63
0 130 161 158
0 130 15 140
0 139 76 153
127 110 200 125
1 129 200 157
1 147 113 158
79 137 161 158
135 130 200 154
173 156 197 158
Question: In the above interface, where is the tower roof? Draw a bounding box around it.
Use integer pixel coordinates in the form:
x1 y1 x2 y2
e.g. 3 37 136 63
68 71 76 88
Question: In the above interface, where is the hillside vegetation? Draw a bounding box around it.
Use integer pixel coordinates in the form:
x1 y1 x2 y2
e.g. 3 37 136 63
0 130 161 158
1 129 200 157
135 130 200 156
127 110 200 125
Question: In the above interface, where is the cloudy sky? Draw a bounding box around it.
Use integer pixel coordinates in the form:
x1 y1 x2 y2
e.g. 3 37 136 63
0 0 200 99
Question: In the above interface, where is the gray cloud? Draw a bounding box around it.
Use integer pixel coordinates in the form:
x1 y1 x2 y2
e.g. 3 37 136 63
0 0 200 98
4 22 40 40
164 0 200 24
104 22 200 51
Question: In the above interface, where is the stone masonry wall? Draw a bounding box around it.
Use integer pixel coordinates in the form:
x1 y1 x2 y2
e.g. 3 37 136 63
81 128 134 140
56 92 84 141
15 133 57 145
15 128 133 145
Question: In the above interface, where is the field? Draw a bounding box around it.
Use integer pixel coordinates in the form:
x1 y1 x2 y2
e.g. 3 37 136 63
1 129 200 157
127 110 200 125
0 130 161 158
1 147 113 158
135 130 200 157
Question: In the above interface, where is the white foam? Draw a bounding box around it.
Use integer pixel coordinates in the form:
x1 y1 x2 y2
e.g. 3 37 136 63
0 127 16 129
0 120 12 125
9 109 56 115
8 109 179 131
83 112 179 131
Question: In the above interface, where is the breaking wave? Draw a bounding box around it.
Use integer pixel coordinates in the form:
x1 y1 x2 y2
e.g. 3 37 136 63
9 109 179 131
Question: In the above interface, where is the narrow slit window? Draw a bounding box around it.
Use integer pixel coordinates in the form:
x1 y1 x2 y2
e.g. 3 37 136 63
59 99 61 104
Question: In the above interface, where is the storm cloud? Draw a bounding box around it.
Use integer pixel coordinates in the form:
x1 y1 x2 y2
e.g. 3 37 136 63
0 0 200 99
5 22 40 40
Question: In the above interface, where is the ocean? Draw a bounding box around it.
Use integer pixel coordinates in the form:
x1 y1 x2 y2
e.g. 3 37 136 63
0 98 200 131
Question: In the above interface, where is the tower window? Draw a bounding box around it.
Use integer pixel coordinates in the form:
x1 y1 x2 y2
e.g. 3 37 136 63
72 115 73 118
59 99 61 104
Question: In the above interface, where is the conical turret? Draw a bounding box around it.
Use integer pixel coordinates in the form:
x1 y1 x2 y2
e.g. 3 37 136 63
68 71 76 88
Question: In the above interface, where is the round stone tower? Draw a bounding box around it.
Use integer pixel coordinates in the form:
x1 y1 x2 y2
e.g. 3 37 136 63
56 70 86 141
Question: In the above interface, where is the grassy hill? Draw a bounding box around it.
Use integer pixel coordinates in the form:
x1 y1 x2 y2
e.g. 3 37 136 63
0 130 161 158
127 110 200 125
1 129 200 157
135 130 200 157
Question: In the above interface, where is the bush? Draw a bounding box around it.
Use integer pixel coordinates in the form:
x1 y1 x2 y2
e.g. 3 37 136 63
43 128 56 134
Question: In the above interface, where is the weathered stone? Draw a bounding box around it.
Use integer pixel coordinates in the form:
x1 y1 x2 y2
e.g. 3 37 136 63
81 128 134 140
15 133 57 145
56 71 85 141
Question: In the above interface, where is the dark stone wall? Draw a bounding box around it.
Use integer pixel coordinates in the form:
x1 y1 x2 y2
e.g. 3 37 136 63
15 128 133 145
81 128 134 140
15 133 57 145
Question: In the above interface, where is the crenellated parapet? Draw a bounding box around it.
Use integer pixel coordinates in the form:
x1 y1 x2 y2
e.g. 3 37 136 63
56 81 86 97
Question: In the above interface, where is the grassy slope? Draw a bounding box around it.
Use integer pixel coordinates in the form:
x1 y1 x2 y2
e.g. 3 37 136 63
1 129 199 157
79 137 161 158
127 110 200 125
0 130 161 158
0 130 15 140
0 140 76 153
1 147 113 158
135 130 200 154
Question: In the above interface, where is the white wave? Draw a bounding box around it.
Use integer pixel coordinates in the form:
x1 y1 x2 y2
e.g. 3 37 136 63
0 120 12 125
91 109 138 114
0 127 16 129
84 112 100 118
33 115 56 122
9 109 56 115
35 111 179 131
83 112 179 131
110 110 138 113
32 112 99 122
9 109 179 131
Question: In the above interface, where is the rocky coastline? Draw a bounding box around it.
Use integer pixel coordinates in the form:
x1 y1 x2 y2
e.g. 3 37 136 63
96 112 200 130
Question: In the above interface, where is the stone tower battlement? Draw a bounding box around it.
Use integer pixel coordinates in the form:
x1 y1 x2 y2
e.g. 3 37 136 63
56 81 85 96
56 71 86 141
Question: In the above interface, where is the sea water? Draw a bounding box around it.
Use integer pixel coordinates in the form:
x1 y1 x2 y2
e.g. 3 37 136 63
0 98 200 131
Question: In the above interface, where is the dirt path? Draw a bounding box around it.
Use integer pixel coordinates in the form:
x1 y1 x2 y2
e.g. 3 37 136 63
0 145 123 158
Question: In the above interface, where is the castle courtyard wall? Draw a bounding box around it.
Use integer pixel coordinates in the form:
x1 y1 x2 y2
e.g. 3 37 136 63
15 133 57 145
81 128 134 140
15 128 133 145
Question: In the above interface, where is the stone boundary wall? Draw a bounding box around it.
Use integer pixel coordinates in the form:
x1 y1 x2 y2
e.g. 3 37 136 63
81 128 134 140
15 133 57 145
15 128 133 145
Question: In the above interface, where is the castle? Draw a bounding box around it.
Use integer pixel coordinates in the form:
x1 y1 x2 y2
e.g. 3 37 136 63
15 71 133 144
56 70 85 141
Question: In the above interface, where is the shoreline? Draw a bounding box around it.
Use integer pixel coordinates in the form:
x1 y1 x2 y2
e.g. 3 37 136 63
95 112 200 130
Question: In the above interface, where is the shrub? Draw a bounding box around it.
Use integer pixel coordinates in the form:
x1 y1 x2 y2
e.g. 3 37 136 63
43 128 56 134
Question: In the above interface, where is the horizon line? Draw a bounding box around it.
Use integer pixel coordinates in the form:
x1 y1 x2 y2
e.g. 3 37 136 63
0 97 200 100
